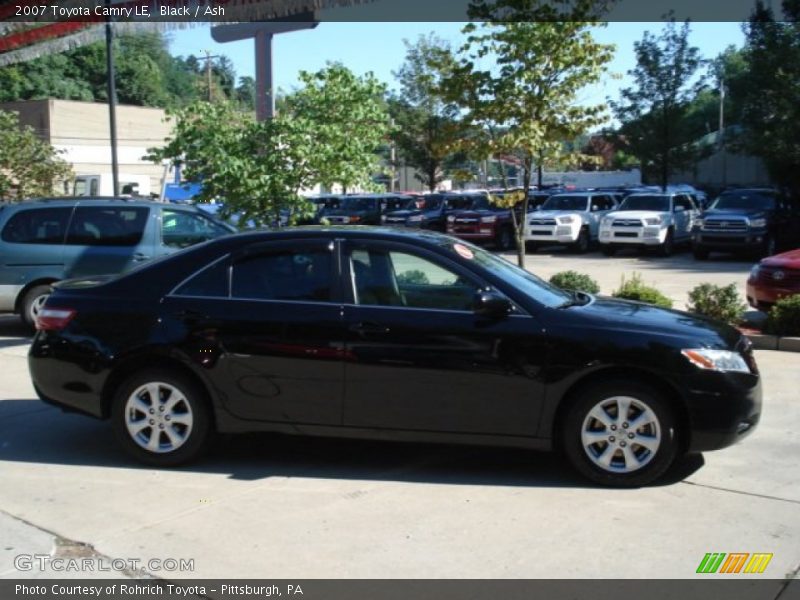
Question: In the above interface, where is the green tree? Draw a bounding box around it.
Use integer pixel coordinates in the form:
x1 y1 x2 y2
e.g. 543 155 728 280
147 102 316 227
285 63 391 193
0 110 73 199
235 76 257 111
389 34 467 192
438 0 615 267
612 20 707 190
735 1 800 193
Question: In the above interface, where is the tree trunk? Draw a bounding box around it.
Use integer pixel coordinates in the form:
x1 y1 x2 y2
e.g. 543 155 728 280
516 158 533 269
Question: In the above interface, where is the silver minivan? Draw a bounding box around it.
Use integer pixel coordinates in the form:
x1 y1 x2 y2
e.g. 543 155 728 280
0 197 234 328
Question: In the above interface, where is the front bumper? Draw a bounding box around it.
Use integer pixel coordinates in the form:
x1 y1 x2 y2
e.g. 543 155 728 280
684 370 762 453
599 226 667 246
447 227 495 241
694 230 766 249
524 224 579 244
746 280 799 309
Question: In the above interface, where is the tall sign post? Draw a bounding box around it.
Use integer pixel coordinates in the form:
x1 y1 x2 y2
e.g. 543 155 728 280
211 15 319 121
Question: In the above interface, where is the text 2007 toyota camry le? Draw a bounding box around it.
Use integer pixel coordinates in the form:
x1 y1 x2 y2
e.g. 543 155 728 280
29 227 761 486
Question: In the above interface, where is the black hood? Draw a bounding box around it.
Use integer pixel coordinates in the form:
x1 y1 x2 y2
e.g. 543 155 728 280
546 295 742 350
703 208 769 218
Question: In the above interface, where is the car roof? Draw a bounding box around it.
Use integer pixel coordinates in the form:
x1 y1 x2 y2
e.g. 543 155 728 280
16 196 159 207
222 225 455 246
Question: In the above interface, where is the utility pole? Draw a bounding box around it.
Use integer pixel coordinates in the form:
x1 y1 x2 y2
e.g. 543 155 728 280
104 0 119 197
718 78 727 188
198 50 221 102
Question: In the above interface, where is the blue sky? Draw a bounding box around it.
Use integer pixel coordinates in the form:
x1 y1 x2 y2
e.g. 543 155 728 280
168 21 745 109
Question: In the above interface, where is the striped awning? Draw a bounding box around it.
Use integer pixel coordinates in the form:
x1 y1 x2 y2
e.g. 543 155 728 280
0 0 370 66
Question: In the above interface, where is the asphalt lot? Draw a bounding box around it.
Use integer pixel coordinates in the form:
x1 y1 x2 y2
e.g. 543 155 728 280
0 250 797 583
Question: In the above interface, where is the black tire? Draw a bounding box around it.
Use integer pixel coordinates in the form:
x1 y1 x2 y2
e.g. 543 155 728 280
572 228 590 254
561 379 679 487
20 284 52 330
659 229 674 257
496 226 515 251
111 369 212 467
601 244 616 257
692 245 710 260
761 234 776 258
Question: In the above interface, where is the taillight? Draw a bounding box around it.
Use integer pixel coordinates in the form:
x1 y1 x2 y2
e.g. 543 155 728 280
35 308 76 331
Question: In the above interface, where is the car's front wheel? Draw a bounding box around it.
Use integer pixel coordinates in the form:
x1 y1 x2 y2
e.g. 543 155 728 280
111 370 212 466
562 380 679 487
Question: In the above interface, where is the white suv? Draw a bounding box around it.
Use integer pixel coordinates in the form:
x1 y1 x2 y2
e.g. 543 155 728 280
598 192 700 256
524 192 619 253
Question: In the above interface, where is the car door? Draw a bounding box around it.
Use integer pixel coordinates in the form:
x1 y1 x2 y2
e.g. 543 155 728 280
164 238 345 424
341 240 547 437
61 204 154 278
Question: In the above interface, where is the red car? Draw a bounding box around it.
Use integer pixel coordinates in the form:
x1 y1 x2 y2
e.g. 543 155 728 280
746 248 800 310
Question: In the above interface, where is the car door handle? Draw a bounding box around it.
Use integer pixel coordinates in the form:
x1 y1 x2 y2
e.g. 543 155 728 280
349 321 390 335
174 309 208 321
133 252 151 262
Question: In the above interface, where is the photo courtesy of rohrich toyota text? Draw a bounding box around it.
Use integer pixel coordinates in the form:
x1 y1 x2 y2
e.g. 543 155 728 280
0 0 798 598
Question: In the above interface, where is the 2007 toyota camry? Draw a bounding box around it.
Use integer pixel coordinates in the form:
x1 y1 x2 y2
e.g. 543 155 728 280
28 227 761 486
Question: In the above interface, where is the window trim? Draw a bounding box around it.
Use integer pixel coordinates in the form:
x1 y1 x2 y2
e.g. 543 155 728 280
168 238 342 305
342 239 514 314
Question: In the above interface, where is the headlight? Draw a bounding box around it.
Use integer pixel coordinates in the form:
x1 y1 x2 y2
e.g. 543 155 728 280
381 215 387 223
694 218 704 228
644 216 663 226
749 264 761 280
558 215 576 224
447 215 456 223
601 216 613 226
481 215 497 224
407 215 424 223
749 218 767 228
681 349 750 373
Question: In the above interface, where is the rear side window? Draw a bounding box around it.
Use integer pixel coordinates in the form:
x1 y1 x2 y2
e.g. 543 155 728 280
162 209 230 249
66 206 149 246
1 207 72 244
173 258 230 298
232 250 333 302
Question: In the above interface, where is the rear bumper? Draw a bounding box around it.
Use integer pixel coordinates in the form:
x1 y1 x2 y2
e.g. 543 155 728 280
684 372 762 453
28 335 107 419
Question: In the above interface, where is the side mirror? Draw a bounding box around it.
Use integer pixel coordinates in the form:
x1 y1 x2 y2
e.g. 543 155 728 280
473 290 512 318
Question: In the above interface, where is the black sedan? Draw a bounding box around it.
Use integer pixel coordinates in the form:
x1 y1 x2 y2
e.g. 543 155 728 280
28 228 761 486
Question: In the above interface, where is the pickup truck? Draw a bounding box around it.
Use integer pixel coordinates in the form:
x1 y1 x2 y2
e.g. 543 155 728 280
692 189 800 259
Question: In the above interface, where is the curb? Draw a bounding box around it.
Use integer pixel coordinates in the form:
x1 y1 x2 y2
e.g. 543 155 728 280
744 333 800 353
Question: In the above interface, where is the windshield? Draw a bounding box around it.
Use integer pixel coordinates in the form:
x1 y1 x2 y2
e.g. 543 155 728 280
384 197 415 211
419 195 444 210
711 192 776 211
447 195 489 211
341 197 377 211
618 195 670 212
541 195 589 211
449 241 571 308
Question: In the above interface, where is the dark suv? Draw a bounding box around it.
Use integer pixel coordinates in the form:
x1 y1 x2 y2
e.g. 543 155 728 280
382 193 451 231
692 189 800 259
320 194 412 226
0 197 233 328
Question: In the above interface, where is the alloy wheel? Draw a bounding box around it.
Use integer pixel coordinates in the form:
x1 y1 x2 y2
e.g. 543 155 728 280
580 395 661 473
124 382 194 454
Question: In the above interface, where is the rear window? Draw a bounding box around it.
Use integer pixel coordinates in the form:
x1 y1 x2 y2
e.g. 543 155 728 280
1 207 72 244
66 206 149 246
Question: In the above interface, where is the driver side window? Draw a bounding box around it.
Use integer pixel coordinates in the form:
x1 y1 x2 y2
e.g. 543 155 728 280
351 249 478 311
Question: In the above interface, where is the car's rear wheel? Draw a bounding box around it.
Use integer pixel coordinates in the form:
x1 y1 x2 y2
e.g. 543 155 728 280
111 370 212 466
20 284 52 330
562 380 679 487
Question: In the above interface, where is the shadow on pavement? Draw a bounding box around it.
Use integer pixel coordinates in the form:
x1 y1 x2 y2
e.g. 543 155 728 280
0 399 703 489
0 316 32 348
